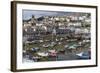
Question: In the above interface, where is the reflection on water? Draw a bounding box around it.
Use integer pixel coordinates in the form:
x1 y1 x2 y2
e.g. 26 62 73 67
23 51 91 63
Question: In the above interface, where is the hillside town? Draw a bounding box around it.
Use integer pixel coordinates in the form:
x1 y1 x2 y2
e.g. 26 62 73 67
22 12 91 62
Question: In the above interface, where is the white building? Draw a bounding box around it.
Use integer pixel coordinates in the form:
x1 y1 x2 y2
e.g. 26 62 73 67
68 22 82 27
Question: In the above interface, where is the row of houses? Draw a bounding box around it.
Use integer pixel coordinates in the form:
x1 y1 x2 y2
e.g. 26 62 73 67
23 14 90 27
23 14 91 43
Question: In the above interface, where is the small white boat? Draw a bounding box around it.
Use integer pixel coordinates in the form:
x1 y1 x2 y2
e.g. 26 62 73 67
37 52 49 57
